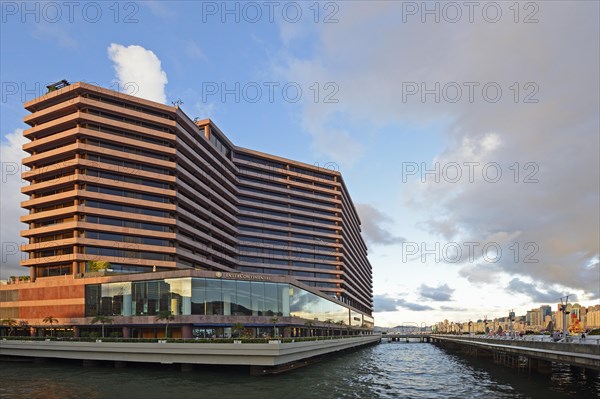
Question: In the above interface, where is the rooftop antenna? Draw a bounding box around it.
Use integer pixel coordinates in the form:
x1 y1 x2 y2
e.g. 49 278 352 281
172 99 183 108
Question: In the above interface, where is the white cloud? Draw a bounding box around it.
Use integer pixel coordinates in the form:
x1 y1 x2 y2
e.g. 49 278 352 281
356 204 405 246
0 129 29 278
107 43 168 103
419 284 455 302
186 41 207 61
276 2 600 298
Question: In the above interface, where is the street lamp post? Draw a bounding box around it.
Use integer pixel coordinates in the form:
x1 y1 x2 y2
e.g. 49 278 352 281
508 310 515 338
559 295 571 338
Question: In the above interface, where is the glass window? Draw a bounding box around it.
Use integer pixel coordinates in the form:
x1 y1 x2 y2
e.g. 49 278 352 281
205 279 223 315
166 278 191 316
235 281 252 316
250 281 265 316
85 285 101 316
289 286 348 324
263 282 281 316
191 278 206 315
221 280 236 316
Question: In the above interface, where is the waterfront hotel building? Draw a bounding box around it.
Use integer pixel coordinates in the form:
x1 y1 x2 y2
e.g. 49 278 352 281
0 82 373 338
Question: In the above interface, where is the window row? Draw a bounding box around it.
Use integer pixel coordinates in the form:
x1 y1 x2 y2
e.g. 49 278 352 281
289 166 336 182
237 245 337 262
83 169 171 189
85 153 173 176
83 200 172 218
84 94 173 121
36 201 75 213
209 133 231 157
85 108 172 134
83 215 174 232
85 184 172 204
36 264 72 277
84 246 174 261
85 138 171 161
239 205 337 226
85 122 172 147
31 247 73 258
83 231 172 247
36 232 73 242
234 153 285 169
238 165 286 181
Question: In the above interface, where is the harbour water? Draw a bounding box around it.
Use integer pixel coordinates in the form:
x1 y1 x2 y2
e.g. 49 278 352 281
1 342 598 398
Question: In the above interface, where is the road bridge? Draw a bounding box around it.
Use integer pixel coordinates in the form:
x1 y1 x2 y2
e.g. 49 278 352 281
383 334 431 343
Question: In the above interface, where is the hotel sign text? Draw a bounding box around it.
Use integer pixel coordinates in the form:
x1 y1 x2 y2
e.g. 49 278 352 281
215 271 272 281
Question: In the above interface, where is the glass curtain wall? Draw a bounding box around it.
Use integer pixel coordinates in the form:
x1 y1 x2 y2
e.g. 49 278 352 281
86 277 358 325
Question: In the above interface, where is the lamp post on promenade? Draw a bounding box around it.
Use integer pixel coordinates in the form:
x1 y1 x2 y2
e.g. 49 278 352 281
508 309 515 338
559 295 572 338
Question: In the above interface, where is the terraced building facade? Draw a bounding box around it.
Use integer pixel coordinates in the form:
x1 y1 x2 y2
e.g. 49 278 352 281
8 82 372 332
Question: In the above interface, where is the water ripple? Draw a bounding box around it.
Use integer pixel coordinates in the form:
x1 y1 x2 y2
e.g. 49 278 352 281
0 342 598 398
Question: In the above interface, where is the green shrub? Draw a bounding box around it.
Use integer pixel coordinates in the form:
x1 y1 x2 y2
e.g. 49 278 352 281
87 260 112 272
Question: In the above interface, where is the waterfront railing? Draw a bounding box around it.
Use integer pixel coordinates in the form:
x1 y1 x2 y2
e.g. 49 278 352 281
0 334 377 344
431 333 600 345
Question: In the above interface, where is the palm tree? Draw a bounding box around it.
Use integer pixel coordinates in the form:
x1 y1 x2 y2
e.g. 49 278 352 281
1 318 17 336
325 319 334 336
337 320 345 336
91 315 113 338
270 317 279 338
232 322 245 338
18 320 29 335
304 320 315 337
155 310 175 338
43 316 58 336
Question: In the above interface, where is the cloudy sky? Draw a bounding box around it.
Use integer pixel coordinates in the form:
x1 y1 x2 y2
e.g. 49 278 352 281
1 1 598 326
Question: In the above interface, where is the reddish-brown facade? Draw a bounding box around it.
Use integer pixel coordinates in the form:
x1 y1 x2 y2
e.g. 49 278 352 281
1 82 373 330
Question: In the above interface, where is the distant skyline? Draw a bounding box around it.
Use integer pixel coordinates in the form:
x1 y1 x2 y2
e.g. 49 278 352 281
1 1 598 325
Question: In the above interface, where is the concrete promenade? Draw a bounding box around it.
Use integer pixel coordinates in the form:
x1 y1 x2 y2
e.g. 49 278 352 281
430 334 600 371
0 335 381 368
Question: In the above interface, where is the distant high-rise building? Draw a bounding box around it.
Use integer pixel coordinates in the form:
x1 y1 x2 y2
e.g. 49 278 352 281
540 305 552 320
